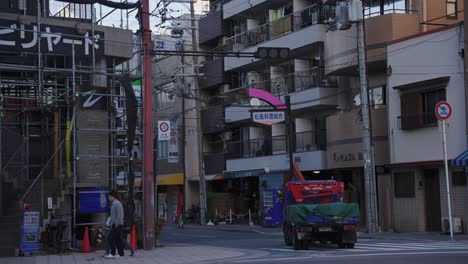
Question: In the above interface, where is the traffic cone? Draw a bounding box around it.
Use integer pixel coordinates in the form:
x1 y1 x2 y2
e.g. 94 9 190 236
130 225 137 250
81 226 92 253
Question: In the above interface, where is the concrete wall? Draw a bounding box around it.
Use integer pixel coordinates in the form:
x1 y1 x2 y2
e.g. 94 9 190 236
388 25 466 164
226 150 327 172
223 0 268 19
326 108 389 169
324 13 420 75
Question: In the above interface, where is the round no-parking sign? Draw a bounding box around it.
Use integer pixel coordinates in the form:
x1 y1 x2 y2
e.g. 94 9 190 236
435 101 452 120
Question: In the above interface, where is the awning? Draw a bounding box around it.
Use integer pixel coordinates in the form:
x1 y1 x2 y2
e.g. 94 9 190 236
157 173 184 185
393 76 450 92
452 150 468 167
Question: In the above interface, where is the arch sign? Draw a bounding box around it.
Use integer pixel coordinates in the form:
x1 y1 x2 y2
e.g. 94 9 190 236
248 88 288 125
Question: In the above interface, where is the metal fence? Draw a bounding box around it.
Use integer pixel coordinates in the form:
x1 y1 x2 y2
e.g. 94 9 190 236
224 4 335 52
225 130 326 159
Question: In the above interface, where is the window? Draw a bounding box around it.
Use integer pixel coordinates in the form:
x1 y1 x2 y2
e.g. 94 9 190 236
155 83 175 110
370 86 386 108
157 140 168 159
364 0 409 18
452 171 467 186
446 0 458 18
394 172 415 198
400 89 446 129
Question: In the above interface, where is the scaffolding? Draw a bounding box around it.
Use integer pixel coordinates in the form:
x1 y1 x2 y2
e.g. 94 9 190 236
0 1 143 247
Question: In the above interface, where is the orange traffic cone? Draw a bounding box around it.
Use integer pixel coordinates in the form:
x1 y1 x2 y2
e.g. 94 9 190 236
81 226 92 253
130 225 137 250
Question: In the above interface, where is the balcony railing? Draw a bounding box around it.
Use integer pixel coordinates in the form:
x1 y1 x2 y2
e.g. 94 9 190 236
224 67 337 104
224 4 335 52
271 67 337 96
54 3 92 21
225 130 326 160
364 6 417 18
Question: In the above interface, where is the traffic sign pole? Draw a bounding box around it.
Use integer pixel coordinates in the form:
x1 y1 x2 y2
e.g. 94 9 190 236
442 119 454 240
435 101 454 240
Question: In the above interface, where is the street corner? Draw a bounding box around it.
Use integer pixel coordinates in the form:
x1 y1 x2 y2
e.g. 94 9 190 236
0 246 247 264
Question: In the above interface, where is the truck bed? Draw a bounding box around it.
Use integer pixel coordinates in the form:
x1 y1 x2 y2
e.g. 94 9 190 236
286 203 360 225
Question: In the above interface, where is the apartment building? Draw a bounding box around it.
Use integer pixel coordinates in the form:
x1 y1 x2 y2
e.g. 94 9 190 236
194 0 465 230
386 23 467 233
0 1 133 256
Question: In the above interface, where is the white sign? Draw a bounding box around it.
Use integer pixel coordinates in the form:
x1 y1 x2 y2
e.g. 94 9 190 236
158 121 171 141
47 197 53 210
252 111 285 125
168 119 179 163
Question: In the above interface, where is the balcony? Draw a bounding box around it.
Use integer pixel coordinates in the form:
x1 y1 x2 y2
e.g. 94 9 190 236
225 68 338 123
199 58 230 89
224 4 334 71
225 131 327 172
225 130 326 159
198 9 224 45
201 105 225 134
324 11 420 75
204 153 225 175
225 4 333 52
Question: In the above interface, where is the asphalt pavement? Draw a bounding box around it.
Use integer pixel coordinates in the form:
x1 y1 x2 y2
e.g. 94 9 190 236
160 224 468 264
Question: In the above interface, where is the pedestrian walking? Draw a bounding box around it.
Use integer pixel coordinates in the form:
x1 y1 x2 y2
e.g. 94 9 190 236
104 191 125 259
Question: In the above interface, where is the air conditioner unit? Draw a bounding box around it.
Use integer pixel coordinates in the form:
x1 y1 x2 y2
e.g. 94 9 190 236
441 217 463 234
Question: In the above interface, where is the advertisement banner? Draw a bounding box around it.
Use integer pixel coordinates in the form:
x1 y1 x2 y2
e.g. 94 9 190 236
168 119 179 163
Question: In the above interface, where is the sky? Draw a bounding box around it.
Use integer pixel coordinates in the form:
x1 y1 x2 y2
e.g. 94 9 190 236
48 0 195 34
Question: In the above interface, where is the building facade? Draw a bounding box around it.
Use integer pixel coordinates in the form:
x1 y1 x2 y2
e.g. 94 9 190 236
190 0 466 231
0 1 134 256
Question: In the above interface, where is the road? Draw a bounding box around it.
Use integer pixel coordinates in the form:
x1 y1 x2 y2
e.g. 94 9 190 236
159 225 468 264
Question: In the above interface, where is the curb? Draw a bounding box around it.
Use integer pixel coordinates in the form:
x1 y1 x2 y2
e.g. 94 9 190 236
182 225 283 235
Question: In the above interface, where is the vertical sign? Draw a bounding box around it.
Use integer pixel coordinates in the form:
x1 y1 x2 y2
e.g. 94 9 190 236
132 80 142 107
168 119 179 163
435 101 454 240
158 121 170 141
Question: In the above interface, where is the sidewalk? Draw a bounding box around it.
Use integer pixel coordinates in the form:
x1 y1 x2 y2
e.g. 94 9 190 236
0 245 246 264
184 224 468 241
183 224 283 235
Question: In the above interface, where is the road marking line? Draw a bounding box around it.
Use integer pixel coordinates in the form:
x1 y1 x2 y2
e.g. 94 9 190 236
231 251 468 263
354 245 403 251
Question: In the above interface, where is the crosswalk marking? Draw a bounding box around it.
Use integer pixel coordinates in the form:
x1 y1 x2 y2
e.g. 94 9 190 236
265 241 468 254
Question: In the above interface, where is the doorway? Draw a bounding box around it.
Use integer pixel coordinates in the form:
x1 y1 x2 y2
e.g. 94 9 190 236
424 169 441 232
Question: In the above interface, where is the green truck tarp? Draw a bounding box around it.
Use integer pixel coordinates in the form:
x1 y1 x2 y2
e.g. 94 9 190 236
286 203 360 225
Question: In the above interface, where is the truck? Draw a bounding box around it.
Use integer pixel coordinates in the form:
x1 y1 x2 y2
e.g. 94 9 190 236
281 164 360 250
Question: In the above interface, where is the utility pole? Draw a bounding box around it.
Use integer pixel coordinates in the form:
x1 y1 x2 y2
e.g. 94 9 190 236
141 0 155 249
285 96 294 176
356 15 379 233
189 0 207 225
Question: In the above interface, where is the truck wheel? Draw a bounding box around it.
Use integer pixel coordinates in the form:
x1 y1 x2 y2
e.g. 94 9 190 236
283 227 293 246
347 243 355 249
338 243 347 249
